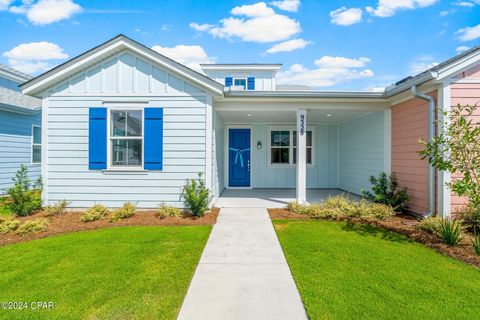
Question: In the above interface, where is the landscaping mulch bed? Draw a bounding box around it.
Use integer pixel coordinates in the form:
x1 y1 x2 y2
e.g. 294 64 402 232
0 207 219 246
268 208 480 268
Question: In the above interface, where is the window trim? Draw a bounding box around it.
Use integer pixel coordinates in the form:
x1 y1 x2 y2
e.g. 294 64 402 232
232 77 247 90
107 107 144 170
267 126 315 168
31 125 41 165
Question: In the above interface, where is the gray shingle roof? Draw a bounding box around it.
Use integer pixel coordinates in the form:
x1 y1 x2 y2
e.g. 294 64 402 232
0 87 41 113
0 63 32 81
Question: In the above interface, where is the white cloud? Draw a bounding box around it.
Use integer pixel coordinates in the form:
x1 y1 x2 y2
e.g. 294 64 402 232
2 0 82 24
3 41 68 74
408 56 438 74
457 24 480 41
456 45 470 53
27 0 82 25
190 2 301 43
265 38 311 54
330 7 363 26
276 56 374 88
232 2 275 16
270 0 300 12
189 22 215 32
366 0 438 17
453 0 479 7
0 0 13 10
151 44 215 72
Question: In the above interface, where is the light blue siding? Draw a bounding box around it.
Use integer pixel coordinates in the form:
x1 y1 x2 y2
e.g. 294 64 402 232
43 49 212 208
249 124 338 188
46 97 207 208
339 112 385 195
0 76 21 91
0 110 41 193
204 71 275 90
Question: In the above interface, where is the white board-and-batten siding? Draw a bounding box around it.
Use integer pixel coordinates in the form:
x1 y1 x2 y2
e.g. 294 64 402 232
44 51 210 208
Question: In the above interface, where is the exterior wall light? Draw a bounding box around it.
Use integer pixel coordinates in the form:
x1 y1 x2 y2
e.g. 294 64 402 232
257 141 262 149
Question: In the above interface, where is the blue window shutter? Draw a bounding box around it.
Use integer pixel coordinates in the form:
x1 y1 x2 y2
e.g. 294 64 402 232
144 108 163 170
247 77 255 90
89 107 107 170
225 77 233 87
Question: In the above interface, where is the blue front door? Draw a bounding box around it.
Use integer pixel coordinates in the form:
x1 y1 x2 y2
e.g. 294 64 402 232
228 128 251 187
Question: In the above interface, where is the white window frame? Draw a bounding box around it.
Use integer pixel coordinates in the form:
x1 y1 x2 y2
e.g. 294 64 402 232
267 126 315 167
31 125 41 165
232 77 247 90
107 107 144 170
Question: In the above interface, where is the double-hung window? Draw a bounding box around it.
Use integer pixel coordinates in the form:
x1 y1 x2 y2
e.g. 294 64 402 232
110 110 143 167
233 78 247 90
269 128 314 166
32 125 41 164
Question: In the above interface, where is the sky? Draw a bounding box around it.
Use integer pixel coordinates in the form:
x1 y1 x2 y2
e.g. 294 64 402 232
0 0 479 91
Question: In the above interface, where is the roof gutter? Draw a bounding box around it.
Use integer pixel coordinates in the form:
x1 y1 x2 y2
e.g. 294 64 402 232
224 90 387 99
410 85 435 218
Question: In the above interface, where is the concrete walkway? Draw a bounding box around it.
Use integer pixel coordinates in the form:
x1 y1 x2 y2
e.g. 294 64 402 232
177 208 308 320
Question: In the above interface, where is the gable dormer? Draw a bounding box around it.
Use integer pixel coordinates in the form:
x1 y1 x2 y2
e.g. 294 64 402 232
200 64 281 91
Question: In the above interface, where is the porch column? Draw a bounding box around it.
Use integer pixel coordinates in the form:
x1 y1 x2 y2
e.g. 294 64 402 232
296 109 307 204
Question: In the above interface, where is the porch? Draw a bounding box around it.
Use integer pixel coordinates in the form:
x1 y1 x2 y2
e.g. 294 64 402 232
212 99 392 205
214 188 360 208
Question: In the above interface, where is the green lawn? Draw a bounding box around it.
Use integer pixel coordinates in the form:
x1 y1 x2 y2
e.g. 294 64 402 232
274 220 480 320
0 226 211 320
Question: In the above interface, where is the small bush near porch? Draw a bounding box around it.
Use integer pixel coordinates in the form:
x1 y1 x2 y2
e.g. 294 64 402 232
0 226 211 319
274 220 480 320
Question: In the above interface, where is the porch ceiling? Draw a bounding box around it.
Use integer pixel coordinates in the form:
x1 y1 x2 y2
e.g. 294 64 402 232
217 109 370 124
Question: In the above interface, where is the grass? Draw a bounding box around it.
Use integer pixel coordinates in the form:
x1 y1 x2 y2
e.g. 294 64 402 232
274 220 480 320
0 226 211 319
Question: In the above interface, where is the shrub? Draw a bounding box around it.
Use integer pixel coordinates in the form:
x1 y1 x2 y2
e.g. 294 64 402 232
44 200 70 217
181 173 210 217
156 203 182 219
110 202 136 222
5 165 42 216
15 219 48 236
286 196 394 220
0 219 21 234
361 172 409 211
81 204 109 222
366 203 396 220
439 218 462 246
286 201 311 215
473 228 480 256
416 217 442 236
457 204 480 233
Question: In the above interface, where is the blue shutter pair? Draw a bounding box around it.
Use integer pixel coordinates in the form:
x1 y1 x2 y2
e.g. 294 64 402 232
88 107 163 170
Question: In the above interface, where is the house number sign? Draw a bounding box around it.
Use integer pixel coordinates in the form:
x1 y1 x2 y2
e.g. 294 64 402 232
299 114 305 136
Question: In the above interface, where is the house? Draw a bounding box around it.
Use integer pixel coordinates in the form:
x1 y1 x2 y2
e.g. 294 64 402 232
20 34 480 217
0 64 41 193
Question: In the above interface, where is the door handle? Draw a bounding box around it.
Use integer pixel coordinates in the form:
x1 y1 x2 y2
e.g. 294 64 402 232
247 160 250 171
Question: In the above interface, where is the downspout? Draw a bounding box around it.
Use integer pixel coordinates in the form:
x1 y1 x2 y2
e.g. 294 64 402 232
410 85 435 218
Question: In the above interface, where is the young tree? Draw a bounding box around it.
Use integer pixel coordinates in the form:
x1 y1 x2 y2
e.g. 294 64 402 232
419 104 480 218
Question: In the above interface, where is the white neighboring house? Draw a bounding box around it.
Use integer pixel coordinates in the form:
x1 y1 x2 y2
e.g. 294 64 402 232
21 35 480 217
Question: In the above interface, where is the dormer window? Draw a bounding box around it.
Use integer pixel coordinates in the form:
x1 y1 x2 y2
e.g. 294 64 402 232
233 78 247 90
225 76 255 91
